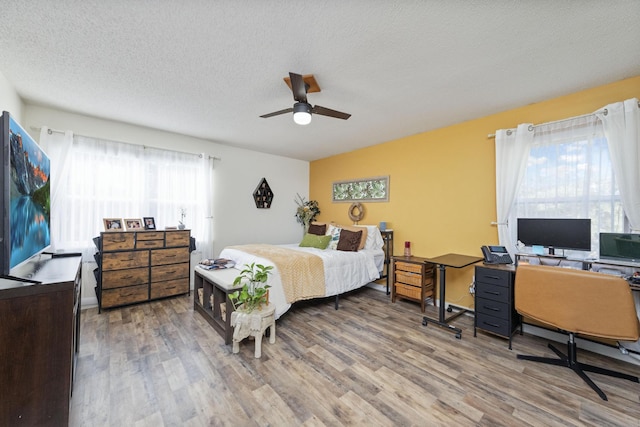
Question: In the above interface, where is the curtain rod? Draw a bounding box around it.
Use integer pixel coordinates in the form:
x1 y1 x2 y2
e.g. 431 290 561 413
31 125 221 160
487 100 640 139
486 112 598 139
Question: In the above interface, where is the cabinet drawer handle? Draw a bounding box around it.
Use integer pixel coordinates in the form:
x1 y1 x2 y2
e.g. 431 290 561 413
485 290 501 295
486 275 501 280
483 305 501 312
483 321 500 328
164 270 176 274
121 275 133 280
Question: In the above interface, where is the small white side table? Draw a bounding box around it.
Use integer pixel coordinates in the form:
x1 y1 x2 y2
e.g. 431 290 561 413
230 303 276 358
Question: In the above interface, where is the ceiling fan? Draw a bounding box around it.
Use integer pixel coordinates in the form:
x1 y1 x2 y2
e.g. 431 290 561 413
260 72 351 125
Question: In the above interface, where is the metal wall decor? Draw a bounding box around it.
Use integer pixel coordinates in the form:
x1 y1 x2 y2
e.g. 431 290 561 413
253 178 274 208
332 176 389 202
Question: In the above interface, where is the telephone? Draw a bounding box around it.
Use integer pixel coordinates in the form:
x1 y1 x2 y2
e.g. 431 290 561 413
481 245 513 264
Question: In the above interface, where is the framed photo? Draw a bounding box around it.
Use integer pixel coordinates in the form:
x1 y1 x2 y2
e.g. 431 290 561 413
143 217 156 230
124 218 144 231
103 218 124 231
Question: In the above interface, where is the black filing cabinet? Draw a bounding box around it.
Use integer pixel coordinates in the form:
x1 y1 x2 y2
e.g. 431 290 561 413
474 265 520 349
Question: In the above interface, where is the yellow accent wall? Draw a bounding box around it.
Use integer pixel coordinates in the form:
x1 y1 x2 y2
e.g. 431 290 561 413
310 75 640 309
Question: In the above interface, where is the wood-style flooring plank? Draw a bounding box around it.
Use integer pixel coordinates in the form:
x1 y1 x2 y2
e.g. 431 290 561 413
70 288 640 426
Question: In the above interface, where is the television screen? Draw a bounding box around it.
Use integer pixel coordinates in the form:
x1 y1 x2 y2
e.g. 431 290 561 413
517 218 591 252
599 233 640 263
0 111 51 275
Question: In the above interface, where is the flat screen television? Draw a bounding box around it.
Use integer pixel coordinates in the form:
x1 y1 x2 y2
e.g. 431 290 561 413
0 111 51 276
599 233 640 263
517 218 591 254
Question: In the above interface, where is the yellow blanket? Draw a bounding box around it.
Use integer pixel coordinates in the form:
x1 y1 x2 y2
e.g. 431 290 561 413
227 244 326 303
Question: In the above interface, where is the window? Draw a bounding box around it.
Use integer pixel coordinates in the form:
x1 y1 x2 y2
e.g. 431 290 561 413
508 116 626 255
55 135 210 257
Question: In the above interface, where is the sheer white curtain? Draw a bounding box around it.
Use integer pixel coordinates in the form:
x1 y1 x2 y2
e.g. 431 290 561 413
200 154 214 260
38 127 74 253
495 123 534 252
508 114 621 255
596 98 640 231
46 134 212 259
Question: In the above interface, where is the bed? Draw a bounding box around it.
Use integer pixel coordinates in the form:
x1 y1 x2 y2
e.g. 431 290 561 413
219 224 386 319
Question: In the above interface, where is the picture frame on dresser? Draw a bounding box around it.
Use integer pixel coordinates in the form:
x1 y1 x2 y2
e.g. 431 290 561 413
103 218 123 231
125 218 143 230
143 217 156 230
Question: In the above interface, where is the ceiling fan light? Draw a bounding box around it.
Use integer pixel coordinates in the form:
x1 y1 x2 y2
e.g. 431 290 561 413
293 102 312 125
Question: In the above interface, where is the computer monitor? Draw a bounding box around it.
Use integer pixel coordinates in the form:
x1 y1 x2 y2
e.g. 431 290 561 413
599 233 640 263
517 218 591 254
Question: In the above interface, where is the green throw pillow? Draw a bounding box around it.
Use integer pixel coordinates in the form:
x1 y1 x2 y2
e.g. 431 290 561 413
299 233 331 249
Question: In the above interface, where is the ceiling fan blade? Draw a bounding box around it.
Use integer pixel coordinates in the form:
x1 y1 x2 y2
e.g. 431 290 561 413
260 107 293 118
312 105 351 120
289 72 308 104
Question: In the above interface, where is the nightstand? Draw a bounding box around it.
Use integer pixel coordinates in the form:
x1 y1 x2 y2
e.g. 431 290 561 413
380 230 393 294
391 256 436 312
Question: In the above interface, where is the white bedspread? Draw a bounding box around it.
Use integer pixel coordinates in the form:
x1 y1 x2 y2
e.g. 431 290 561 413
219 244 383 319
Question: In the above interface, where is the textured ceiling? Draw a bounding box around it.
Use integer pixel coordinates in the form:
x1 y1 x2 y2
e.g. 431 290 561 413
0 1 638 161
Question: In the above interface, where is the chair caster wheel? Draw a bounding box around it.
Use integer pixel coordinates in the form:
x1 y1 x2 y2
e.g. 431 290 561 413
422 318 428 326
447 306 453 313
455 333 461 339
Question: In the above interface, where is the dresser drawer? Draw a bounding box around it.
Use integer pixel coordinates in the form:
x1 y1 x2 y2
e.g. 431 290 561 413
475 267 511 287
395 270 422 286
151 263 189 282
101 284 148 308
394 282 422 299
166 230 190 247
102 232 135 251
102 267 148 289
151 247 190 266
136 231 165 241
394 261 422 274
476 297 510 320
102 251 149 270
475 312 512 338
475 282 510 303
136 239 165 249
150 278 189 299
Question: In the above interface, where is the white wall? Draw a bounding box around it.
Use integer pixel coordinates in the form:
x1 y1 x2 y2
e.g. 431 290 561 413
24 105 310 307
0 70 23 120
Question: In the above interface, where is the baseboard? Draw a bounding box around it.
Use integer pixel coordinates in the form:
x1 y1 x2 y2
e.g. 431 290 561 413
81 295 98 309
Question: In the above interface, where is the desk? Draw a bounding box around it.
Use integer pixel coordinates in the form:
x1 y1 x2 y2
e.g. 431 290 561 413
421 253 483 339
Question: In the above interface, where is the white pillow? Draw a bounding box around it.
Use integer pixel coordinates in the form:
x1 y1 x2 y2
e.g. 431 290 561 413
327 225 342 250
361 225 384 250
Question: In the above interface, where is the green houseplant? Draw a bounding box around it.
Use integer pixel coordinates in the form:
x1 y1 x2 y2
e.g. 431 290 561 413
229 263 273 313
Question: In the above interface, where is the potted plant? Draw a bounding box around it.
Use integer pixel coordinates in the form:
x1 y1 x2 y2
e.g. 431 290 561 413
229 262 273 313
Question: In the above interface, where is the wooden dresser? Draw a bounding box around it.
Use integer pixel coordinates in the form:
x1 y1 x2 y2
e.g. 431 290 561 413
0 254 82 426
95 229 191 311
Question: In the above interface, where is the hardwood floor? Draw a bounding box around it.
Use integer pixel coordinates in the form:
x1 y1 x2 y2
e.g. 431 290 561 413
70 288 640 426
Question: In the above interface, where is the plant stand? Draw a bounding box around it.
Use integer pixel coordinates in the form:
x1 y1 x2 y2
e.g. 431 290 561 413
230 303 276 358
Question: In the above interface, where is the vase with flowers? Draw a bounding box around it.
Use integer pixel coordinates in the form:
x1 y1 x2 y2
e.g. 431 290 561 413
294 193 321 233
178 207 186 229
